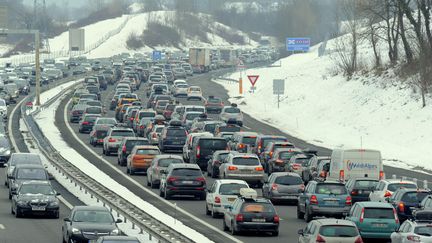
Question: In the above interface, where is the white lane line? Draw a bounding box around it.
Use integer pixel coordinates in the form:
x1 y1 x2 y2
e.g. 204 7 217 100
0 224 5 230
8 98 28 153
58 195 73 209
243 125 251 130
63 98 243 243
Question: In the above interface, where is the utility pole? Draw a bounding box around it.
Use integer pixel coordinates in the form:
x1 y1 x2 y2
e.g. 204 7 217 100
35 31 41 106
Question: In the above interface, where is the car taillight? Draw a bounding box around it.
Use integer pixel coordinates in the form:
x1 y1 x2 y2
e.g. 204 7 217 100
384 190 392 197
237 143 245 149
167 176 178 183
255 167 263 171
108 138 116 142
269 151 273 157
316 234 326 243
122 145 126 153
351 189 358 196
292 163 301 169
273 215 280 223
235 214 244 222
406 235 421 242
359 208 365 223
271 183 278 191
152 133 158 138
214 160 220 165
228 166 238 171
129 117 134 120
139 125 144 129
196 177 206 183
339 170 345 181
354 236 363 243
215 196 221 204
196 146 200 158
300 184 305 191
220 102 224 106
379 171 384 180
393 208 399 224
398 203 405 213
82 121 89 125
346 196 352 206
310 195 318 205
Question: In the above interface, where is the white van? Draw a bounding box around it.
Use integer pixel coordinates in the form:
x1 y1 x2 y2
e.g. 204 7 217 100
328 149 384 182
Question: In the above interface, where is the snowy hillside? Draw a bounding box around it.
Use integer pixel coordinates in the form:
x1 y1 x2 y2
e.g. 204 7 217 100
215 38 432 173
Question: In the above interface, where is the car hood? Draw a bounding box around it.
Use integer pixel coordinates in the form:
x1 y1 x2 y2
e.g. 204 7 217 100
71 222 117 232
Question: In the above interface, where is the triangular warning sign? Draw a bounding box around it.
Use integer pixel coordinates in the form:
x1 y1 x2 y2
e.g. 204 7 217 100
247 75 259 86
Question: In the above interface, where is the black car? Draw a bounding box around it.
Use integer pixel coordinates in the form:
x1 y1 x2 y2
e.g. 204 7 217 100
117 137 149 166
158 122 187 152
345 178 379 203
78 114 101 133
86 85 101 100
159 163 206 200
11 180 60 218
8 164 50 199
190 137 228 171
389 188 431 222
62 206 122 243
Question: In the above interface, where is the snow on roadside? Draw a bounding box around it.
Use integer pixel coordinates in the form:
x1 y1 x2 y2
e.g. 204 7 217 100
214 44 432 172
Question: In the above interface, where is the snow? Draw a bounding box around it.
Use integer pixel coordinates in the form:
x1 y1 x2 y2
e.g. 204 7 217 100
215 41 432 172
32 87 213 243
0 44 13 57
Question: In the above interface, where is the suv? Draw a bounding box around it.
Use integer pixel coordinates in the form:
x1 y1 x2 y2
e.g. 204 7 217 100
183 132 213 162
9 164 50 199
89 125 110 147
189 137 228 171
229 132 259 153
369 179 418 202
206 179 249 218
297 180 351 222
207 150 237 178
253 135 289 155
158 122 188 152
223 188 279 236
146 155 184 188
117 137 149 166
262 172 304 204
205 96 224 113
102 127 135 156
159 163 206 200
389 188 431 222
267 148 303 174
219 153 264 186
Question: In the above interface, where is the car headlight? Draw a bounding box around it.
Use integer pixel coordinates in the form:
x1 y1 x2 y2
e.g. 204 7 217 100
71 228 81 234
16 200 27 206
110 229 119 235
49 201 59 206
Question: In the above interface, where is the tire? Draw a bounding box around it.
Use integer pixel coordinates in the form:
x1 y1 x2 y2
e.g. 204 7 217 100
106 150 111 156
129 168 134 175
53 210 60 219
297 204 305 219
8 192 12 199
211 208 219 218
150 180 158 189
305 206 313 222
159 188 164 197
223 219 229 231
272 231 279 236
147 178 151 186
126 167 130 174
230 222 237 235
15 208 21 218
164 189 171 200
102 148 106 155
206 204 211 216
11 205 14 215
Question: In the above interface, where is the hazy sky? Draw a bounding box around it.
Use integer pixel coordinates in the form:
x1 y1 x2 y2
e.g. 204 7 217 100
23 0 89 8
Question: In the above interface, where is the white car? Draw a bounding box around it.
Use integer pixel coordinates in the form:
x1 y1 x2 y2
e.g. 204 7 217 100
187 86 202 100
219 104 243 126
391 215 432 243
298 219 362 243
369 179 417 202
205 179 249 217
173 83 189 97
182 132 213 162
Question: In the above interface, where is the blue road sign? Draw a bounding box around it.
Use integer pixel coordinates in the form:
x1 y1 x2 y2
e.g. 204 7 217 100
152 50 162 61
286 38 311 52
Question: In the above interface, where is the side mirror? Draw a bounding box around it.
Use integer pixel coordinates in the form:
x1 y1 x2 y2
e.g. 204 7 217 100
297 229 304 236
63 217 71 222
115 219 123 223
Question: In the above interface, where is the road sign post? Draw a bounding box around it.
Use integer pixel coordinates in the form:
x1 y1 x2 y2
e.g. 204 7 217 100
273 79 285 109
247 75 259 93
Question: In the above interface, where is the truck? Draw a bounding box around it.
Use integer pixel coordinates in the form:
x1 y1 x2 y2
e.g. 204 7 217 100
189 48 211 73
219 49 237 68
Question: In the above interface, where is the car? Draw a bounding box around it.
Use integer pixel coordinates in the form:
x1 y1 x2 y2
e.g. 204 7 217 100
260 141 296 169
219 104 243 126
287 153 310 176
72 90 89 106
187 86 203 100
298 219 363 243
216 131 235 141
267 148 303 174
4 153 42 187
89 125 111 147
9 164 50 199
214 123 242 135
94 117 117 127
82 99 103 108
126 145 160 175
155 100 170 114
183 132 213 162
0 90 12 105
95 236 140 243
223 188 279 236
115 104 132 122
79 93 98 102
86 85 101 100
159 163 206 200
390 210 432 243
207 150 238 178
253 135 289 156
419 195 432 210
302 156 331 184
133 110 156 132
229 132 259 153
173 83 189 97
200 121 225 134
219 153 265 186
206 179 250 218
162 104 175 120
102 127 135 156
11 180 60 218
189 137 228 171
262 172 304 204
117 137 149 166
62 206 122 243
147 124 164 145
346 201 399 240
69 104 87 123
205 96 224 113
136 117 154 137
173 67 187 79
389 188 431 222
78 114 101 133
146 154 184 188
369 179 418 202
158 122 188 152
123 107 140 128
297 180 351 222
181 111 204 129
0 135 11 166
345 178 379 203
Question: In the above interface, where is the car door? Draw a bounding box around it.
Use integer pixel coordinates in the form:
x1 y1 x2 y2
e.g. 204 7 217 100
206 181 216 209
262 174 274 198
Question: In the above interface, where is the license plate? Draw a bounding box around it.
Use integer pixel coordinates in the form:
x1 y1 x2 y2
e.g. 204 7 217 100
252 218 266 222
227 198 236 202
32 206 46 211
182 181 194 184
373 223 387 228
172 141 181 145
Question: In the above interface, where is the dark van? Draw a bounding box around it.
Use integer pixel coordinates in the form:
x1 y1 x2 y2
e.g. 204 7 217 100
190 137 228 171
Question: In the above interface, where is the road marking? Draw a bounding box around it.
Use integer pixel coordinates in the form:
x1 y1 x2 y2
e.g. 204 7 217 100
8 98 28 153
0 224 5 230
58 195 73 209
63 98 243 243
243 125 251 130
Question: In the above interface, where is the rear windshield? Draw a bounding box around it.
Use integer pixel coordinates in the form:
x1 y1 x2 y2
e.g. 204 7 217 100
274 176 303 185
157 101 168 107
10 155 41 165
217 153 230 161
319 225 358 237
262 138 287 148
186 107 205 112
219 126 241 132
16 168 47 180
225 107 240 113
401 192 429 203
388 183 417 191
111 130 135 137
86 107 102 113
242 136 257 145
126 140 149 149
155 127 164 133
219 183 249 195
241 203 274 213
186 113 201 120
294 158 309 165
139 112 156 118
136 149 159 155
232 157 260 166
354 180 379 189
204 124 216 132
171 168 201 176
279 151 301 160
158 158 183 167
84 116 99 122
414 226 432 236
166 105 175 111
96 118 116 125
364 208 394 219
167 129 187 137
199 139 227 149
208 97 221 103
96 131 108 138
315 184 347 195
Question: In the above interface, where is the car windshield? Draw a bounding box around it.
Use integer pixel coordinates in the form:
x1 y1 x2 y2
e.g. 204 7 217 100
139 112 156 119
167 129 187 137
354 180 379 189
16 168 47 180
86 107 102 113
315 184 347 195
155 127 164 133
102 241 139 243
388 183 417 191
319 225 358 237
186 107 205 112
219 183 249 195
275 176 303 185
225 107 240 113
401 192 429 203
177 84 188 88
364 208 394 219
208 97 221 103
84 116 99 122
158 158 183 167
241 203 274 213
19 184 55 195
279 151 301 160
200 139 226 148
126 140 149 149
232 157 260 166
415 226 432 236
111 130 135 137
73 210 113 223
136 149 159 155
171 168 201 176
86 101 101 106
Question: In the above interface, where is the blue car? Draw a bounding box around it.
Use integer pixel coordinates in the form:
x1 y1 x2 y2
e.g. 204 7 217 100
297 180 352 222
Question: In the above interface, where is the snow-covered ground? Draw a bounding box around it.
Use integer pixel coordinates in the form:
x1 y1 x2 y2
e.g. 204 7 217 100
215 43 432 172
0 43 13 57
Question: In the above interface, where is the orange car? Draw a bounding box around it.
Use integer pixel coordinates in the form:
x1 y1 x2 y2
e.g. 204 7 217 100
126 145 160 175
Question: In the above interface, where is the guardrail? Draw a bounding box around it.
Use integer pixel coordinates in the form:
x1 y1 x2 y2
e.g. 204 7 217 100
20 80 194 243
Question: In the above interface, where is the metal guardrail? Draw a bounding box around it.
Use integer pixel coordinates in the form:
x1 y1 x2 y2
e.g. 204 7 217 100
21 80 195 243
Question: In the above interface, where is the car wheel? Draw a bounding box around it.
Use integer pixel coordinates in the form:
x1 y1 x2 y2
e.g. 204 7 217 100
150 180 158 189
4 180 7 186
211 208 219 218
230 221 237 235
106 150 111 156
8 192 12 199
10 205 14 215
126 167 130 174
207 168 211 177
15 208 21 218
102 148 106 155
164 188 170 200
272 231 279 236
206 204 211 216
305 206 313 222
223 219 229 231
147 177 151 186
130 168 134 175
296 204 305 219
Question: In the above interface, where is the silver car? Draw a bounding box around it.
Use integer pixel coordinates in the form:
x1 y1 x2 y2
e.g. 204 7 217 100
262 172 304 204
298 219 362 243
219 104 243 126
102 127 135 156
219 153 264 186
146 154 184 188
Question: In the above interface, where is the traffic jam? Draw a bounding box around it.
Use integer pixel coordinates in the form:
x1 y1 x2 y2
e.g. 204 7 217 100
59 48 432 243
